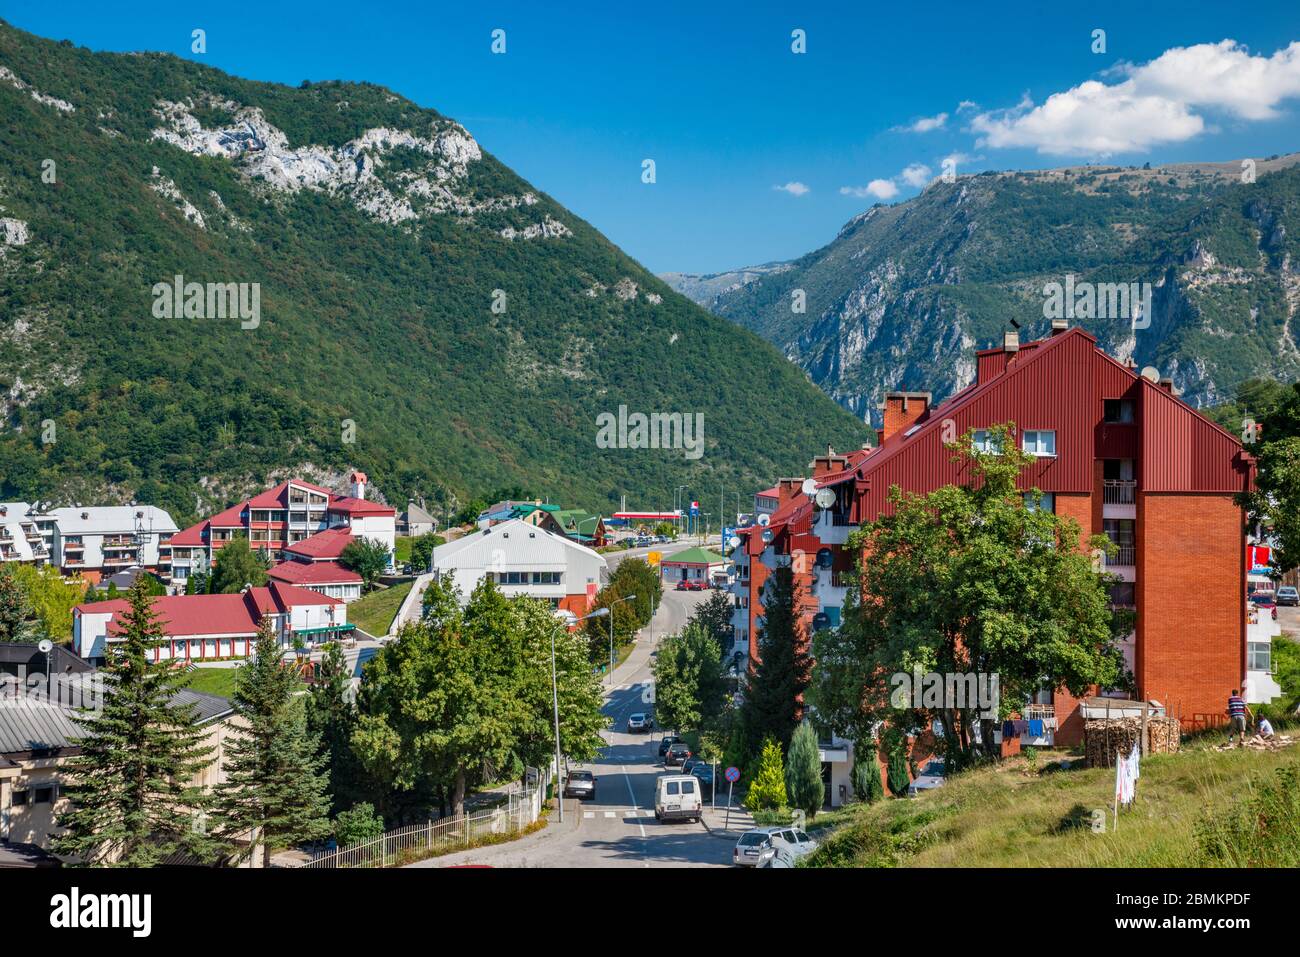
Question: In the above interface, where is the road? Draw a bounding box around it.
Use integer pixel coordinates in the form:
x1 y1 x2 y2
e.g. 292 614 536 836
411 583 741 868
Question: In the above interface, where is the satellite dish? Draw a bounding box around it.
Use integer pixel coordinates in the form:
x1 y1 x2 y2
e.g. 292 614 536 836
761 529 774 544
1140 366 1160 383
728 535 741 550
801 478 818 496
38 639 53 653
757 513 771 527
814 488 836 509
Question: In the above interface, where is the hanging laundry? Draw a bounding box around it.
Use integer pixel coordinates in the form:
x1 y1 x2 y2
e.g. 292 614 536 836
1002 720 1016 740
1028 718 1044 737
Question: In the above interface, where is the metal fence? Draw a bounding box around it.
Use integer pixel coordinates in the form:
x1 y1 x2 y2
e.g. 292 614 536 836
293 771 550 869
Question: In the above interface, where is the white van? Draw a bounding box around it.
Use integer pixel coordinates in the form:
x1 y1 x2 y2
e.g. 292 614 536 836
654 774 703 823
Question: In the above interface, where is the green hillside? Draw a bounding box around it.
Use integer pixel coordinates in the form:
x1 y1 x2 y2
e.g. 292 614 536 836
0 22 870 525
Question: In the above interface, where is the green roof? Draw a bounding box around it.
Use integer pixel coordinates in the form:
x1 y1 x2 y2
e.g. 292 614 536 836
661 547 726 566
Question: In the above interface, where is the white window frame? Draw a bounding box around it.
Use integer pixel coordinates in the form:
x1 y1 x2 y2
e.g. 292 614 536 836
1021 430 1057 457
971 430 1003 454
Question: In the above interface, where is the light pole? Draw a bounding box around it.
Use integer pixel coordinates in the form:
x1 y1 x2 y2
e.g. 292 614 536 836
559 606 616 823
601 594 637 685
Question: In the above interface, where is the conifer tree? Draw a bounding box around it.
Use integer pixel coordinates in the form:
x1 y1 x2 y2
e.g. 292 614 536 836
785 720 825 817
743 566 813 756
743 736 788 812
852 737 884 804
306 641 362 815
54 578 221 865
215 619 332 867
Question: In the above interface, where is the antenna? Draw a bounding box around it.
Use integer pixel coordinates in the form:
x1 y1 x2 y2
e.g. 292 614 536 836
1140 366 1160 383
814 488 836 509
757 514 771 527
801 478 818 496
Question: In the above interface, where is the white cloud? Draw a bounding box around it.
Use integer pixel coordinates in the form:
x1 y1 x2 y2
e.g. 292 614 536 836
773 181 810 196
956 100 980 114
841 179 899 200
900 163 932 187
970 39 1300 156
896 111 948 133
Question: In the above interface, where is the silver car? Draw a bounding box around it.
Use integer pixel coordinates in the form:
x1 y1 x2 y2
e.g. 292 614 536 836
627 713 653 732
562 769 597 801
733 826 819 867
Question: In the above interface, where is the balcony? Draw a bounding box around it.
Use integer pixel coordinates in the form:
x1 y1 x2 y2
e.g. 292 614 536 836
813 509 854 546
1103 545 1135 568
1103 480 1136 505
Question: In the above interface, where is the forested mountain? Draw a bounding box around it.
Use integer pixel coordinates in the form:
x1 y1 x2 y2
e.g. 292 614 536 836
665 157 1300 421
0 22 870 525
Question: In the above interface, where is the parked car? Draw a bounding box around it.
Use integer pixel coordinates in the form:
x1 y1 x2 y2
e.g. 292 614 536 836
655 535 669 544
654 774 702 823
664 743 692 767
1278 586 1299 607
1251 593 1280 619
563 769 597 801
627 712 653 732
658 735 684 758
635 537 653 547
733 826 819 867
907 759 946 797
688 763 715 794
681 756 705 774
675 580 691 591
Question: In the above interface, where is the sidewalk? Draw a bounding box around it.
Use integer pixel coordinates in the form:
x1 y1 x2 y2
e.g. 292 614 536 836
699 797 755 837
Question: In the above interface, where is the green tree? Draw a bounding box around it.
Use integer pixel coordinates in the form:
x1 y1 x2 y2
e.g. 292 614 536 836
306 641 363 815
607 557 662 626
341 537 391 592
785 720 824 817
333 802 385 849
689 589 734 655
0 563 37 642
743 565 812 757
408 532 444 573
651 623 726 733
744 736 788 812
851 737 883 804
813 425 1126 767
885 729 911 798
209 535 270 594
54 578 221 865
14 565 87 642
214 620 333 867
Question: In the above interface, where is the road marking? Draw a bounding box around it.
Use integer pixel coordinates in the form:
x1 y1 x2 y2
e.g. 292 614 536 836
620 764 647 839
603 811 616 818
583 811 594 819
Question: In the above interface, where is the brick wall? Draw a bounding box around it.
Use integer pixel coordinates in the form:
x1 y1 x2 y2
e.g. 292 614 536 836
1137 492 1244 727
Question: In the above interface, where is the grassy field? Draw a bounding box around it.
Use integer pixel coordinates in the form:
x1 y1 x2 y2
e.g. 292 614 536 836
349 582 414 637
394 536 413 564
183 666 242 698
807 734 1300 868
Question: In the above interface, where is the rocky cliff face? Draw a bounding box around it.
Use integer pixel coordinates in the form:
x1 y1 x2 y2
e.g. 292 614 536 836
667 157 1300 419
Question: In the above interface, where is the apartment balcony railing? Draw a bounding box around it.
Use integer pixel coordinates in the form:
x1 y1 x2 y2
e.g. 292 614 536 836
1103 545 1136 567
1103 480 1137 505
831 511 855 527
102 537 137 549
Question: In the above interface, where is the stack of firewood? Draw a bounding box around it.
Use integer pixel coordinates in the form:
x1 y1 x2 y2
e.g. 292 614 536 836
1083 716 1181 767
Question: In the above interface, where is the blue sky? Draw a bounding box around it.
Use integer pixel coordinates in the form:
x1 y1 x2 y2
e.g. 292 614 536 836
5 1 1300 273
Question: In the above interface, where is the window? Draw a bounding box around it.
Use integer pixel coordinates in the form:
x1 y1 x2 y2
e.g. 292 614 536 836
34 785 56 804
1109 582 1136 607
1104 399 1135 423
666 782 680 796
1023 492 1055 513
681 780 696 794
972 430 1003 454
1022 430 1057 456
11 789 28 807
1248 642 1272 673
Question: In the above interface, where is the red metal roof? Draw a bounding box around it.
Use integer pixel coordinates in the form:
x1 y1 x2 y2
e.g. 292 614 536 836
170 520 209 546
76 584 339 638
247 479 332 509
268 560 362 586
207 502 247 527
284 527 354 560
327 496 395 517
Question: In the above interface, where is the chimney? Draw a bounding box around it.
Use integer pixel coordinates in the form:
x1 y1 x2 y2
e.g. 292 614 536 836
878 391 932 443
775 478 804 506
1050 318 1068 335
1003 330 1020 353
1158 377 1179 396
349 471 368 500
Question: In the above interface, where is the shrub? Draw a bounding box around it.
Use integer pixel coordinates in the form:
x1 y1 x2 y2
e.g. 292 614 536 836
785 721 825 817
334 802 386 849
744 737 788 812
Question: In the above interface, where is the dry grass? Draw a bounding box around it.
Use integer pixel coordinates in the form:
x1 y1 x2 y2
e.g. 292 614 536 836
809 737 1300 868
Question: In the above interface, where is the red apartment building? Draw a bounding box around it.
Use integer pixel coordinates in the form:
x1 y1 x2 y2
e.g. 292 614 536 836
169 474 396 592
732 322 1256 747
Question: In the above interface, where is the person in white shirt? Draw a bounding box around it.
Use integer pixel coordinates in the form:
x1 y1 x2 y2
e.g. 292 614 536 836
1258 717 1275 739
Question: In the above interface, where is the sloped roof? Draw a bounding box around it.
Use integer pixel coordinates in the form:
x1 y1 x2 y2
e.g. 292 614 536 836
284 527 354 560
660 547 726 566
45 505 178 535
268 560 362 586
328 496 395 517
432 519 605 569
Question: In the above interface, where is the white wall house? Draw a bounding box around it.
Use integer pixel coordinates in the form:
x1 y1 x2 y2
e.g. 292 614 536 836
0 503 52 565
43 505 178 583
429 519 605 615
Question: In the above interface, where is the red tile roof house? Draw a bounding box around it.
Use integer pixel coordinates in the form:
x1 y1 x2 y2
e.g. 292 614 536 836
168 472 395 594
739 321 1259 763
72 582 351 665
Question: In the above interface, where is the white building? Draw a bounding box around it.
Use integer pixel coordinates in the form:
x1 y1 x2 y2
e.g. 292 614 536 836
41 505 178 584
0 503 52 566
429 519 606 616
1246 605 1284 703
